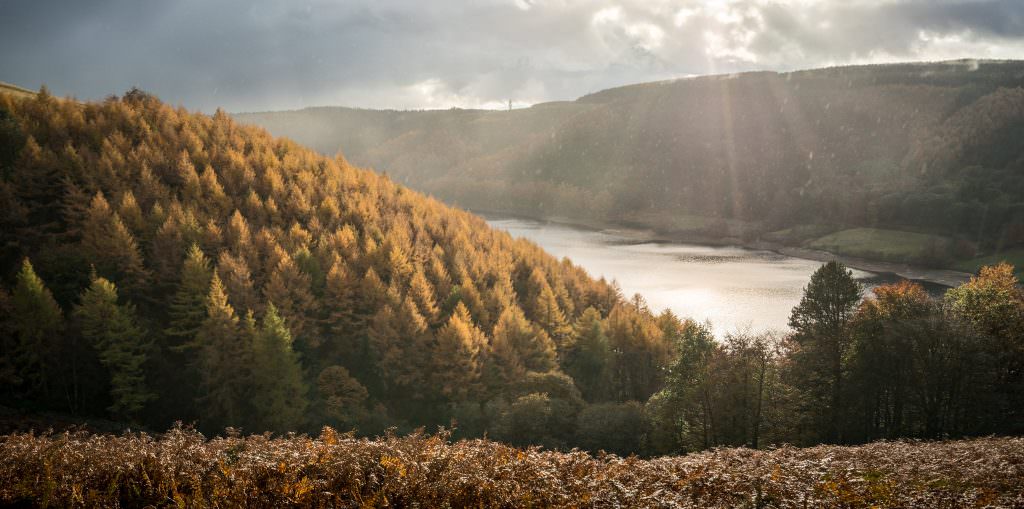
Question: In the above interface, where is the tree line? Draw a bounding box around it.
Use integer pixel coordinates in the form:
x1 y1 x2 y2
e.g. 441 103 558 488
646 261 1024 455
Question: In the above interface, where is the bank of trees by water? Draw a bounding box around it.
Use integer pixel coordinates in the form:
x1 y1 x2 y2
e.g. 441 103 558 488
647 261 1024 455
1 89 1022 458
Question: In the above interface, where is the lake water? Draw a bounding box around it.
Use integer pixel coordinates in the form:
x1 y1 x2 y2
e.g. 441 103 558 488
487 216 931 334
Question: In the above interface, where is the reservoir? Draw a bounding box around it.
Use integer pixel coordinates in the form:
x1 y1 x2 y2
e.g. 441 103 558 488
487 216 947 334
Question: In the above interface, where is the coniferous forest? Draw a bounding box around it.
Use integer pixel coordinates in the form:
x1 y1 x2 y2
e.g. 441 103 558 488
0 88 673 445
1 88 1023 466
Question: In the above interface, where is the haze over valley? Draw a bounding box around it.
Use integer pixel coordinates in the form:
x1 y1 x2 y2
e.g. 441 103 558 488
238 60 1024 277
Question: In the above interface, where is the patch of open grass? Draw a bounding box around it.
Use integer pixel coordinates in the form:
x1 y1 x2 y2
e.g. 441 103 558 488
620 212 712 233
807 228 950 263
624 212 760 237
764 224 837 244
955 248 1024 279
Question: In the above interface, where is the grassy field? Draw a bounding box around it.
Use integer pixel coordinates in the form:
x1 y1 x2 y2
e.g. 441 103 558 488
763 224 838 245
1 428 1022 507
622 212 762 239
806 228 950 264
955 249 1024 279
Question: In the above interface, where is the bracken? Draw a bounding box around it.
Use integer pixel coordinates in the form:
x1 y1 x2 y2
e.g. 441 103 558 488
1 427 1022 508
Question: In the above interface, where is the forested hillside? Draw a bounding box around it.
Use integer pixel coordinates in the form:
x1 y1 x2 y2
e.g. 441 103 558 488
2 89 1023 458
0 89 677 445
238 60 1024 265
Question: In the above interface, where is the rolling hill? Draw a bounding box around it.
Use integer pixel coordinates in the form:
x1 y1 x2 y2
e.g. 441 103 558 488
0 88 674 445
237 60 1024 266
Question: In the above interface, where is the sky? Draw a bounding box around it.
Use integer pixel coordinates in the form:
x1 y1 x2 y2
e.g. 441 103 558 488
2 0 1023 112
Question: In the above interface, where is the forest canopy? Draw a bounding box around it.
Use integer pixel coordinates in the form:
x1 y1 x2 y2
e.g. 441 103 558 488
0 88 676 447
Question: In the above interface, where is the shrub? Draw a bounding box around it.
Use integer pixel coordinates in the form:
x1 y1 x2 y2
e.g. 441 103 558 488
1 427 1022 507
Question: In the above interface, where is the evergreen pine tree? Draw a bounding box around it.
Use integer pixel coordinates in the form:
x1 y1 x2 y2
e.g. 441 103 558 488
80 193 149 297
10 258 64 399
225 209 252 251
175 150 201 201
457 275 490 328
358 267 388 318
431 302 487 401
74 275 153 419
117 191 145 235
263 247 318 350
164 243 212 351
565 307 612 401
408 269 440 325
217 250 258 314
386 244 414 284
486 305 557 392
369 297 432 400
603 300 672 401
427 255 453 300
787 260 862 443
528 269 573 354
12 136 64 242
251 304 308 433
487 273 517 325
322 260 361 362
196 273 251 432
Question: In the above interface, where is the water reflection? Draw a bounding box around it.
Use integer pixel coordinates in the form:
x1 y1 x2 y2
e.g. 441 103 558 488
487 216 938 334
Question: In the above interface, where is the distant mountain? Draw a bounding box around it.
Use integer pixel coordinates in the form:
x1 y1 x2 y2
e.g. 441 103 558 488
237 60 1024 265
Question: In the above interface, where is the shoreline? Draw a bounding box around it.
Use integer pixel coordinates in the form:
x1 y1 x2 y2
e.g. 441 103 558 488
474 208 974 289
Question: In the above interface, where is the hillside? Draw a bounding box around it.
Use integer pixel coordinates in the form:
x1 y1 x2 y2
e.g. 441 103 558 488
2 429 1022 507
237 60 1024 266
4 87 1024 461
0 81 36 100
0 89 676 446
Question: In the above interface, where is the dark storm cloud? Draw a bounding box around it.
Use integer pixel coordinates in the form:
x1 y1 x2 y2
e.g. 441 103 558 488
749 0 1024 63
2 0 1022 112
